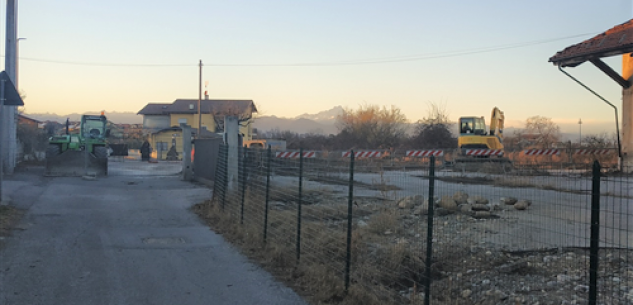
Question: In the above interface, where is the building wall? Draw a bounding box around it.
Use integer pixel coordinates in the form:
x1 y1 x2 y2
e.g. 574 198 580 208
142 112 254 142
150 130 183 160
169 113 215 132
240 121 253 141
143 115 170 130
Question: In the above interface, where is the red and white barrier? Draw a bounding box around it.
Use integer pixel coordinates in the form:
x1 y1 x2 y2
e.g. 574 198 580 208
463 149 504 156
406 150 444 157
523 149 560 156
275 151 316 158
342 151 382 158
574 149 614 155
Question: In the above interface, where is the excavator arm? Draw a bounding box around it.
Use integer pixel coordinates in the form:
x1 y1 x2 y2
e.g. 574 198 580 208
489 107 504 138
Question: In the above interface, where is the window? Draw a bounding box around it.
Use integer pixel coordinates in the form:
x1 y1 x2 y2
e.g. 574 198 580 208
460 118 475 134
156 142 168 151
460 117 486 135
178 118 187 124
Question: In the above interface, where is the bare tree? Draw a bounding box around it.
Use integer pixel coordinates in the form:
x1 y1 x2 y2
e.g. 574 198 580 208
409 102 456 149
211 103 257 133
336 104 407 149
582 132 618 148
521 116 561 148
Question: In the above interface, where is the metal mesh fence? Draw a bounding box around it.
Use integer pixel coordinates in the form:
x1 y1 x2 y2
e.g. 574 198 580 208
206 145 632 305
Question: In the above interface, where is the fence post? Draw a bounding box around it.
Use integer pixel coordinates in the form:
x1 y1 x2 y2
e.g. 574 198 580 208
221 144 229 210
240 147 247 225
345 150 355 293
424 156 436 305
264 146 272 243
296 147 303 261
211 144 223 204
589 160 601 305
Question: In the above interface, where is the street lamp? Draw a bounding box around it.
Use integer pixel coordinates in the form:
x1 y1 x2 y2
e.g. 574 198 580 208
578 118 582 147
16 37 25 89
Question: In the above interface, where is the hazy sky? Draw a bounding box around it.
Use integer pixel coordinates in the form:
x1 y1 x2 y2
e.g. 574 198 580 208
7 0 633 133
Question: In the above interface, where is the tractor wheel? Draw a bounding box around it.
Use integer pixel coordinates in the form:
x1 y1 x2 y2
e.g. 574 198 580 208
46 144 61 159
94 146 108 160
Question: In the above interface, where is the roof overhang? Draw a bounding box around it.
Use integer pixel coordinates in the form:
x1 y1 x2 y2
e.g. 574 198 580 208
550 46 633 68
549 19 633 88
550 20 633 68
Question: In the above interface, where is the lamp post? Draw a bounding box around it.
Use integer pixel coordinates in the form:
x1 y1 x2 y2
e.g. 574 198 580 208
578 118 582 147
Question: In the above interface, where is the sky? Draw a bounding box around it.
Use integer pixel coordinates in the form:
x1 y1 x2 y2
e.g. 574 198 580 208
5 0 633 134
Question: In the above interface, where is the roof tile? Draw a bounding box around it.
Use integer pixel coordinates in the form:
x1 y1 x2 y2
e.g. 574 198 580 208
138 99 257 116
550 19 633 67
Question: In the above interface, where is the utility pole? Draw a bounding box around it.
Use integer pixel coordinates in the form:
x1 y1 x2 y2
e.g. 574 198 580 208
2 0 17 175
198 60 203 136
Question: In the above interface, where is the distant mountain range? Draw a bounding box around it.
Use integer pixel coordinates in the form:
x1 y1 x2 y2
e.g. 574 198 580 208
23 111 143 124
253 106 344 135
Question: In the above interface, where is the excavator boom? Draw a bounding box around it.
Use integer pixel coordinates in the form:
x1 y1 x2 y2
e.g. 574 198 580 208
489 107 505 138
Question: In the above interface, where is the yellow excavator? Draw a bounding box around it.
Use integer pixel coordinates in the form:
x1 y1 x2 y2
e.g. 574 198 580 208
455 107 511 170
458 107 505 151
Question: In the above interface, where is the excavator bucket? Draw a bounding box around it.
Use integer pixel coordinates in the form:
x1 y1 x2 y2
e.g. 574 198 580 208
45 150 108 177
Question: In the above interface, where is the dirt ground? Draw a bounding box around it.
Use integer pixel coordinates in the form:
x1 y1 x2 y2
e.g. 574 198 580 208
0 205 23 249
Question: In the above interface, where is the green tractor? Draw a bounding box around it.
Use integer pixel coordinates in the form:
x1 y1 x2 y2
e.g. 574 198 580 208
45 114 110 176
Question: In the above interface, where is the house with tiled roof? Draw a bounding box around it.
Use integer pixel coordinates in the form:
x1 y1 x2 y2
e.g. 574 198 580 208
17 114 42 128
137 98 257 160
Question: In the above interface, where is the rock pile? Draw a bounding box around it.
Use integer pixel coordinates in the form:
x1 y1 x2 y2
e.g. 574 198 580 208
395 192 533 218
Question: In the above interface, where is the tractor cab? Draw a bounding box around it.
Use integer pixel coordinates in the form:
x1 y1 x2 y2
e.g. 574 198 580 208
81 115 109 139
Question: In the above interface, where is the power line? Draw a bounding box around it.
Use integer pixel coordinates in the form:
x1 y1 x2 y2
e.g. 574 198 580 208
208 33 596 67
6 33 594 68
15 57 193 67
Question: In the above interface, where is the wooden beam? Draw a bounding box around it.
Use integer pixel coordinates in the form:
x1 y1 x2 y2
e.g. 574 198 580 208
590 58 631 88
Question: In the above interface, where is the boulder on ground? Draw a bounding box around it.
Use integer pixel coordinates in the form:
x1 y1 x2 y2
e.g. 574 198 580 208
439 195 458 211
413 203 429 215
501 197 518 205
424 196 439 208
459 204 473 215
397 195 423 209
434 207 452 216
472 204 490 211
471 195 489 204
453 191 469 205
514 200 529 210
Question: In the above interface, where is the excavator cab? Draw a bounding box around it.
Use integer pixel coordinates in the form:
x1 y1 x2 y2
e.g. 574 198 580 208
459 117 486 135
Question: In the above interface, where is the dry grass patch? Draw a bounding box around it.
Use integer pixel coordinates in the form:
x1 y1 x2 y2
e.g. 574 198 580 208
0 205 24 250
0 205 22 236
193 194 432 305
366 209 399 235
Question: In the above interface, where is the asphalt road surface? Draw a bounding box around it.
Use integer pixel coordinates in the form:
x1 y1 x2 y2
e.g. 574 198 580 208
0 161 306 305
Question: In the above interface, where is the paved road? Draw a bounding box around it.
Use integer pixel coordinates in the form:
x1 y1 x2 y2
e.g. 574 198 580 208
0 162 306 305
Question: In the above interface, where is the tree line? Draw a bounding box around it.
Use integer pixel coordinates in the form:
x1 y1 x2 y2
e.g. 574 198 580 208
256 103 619 151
